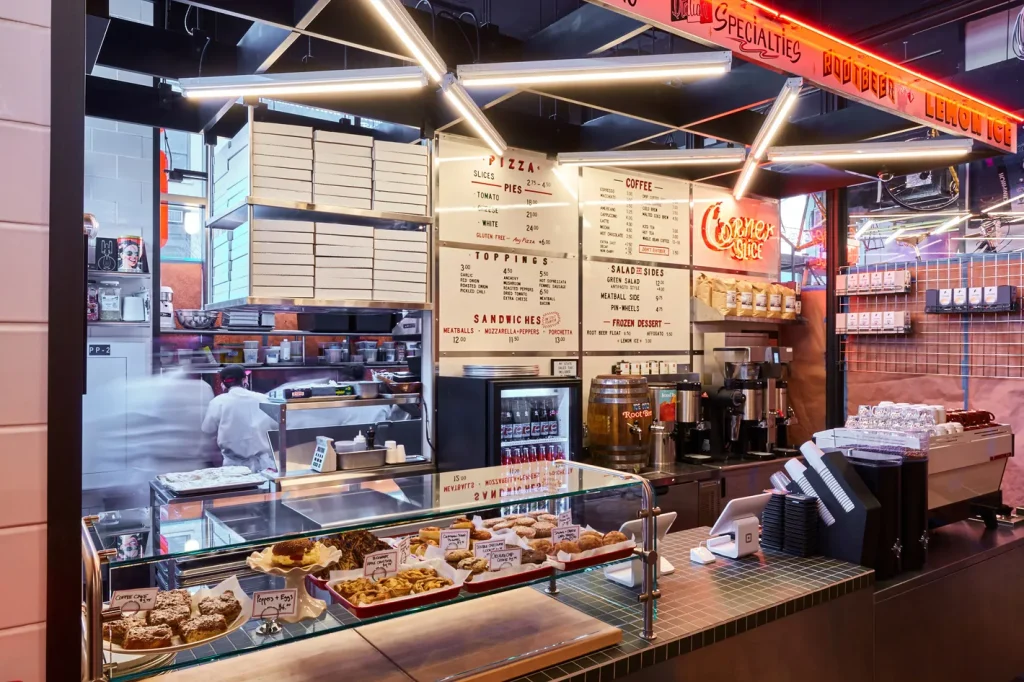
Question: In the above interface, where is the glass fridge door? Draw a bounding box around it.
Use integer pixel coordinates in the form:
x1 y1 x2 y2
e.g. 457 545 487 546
497 385 572 466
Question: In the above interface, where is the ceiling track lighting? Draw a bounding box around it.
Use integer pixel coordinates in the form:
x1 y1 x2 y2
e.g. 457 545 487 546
368 0 448 84
457 52 732 88
179 67 428 99
556 148 746 168
853 221 875 238
441 74 507 157
767 138 974 164
734 78 802 200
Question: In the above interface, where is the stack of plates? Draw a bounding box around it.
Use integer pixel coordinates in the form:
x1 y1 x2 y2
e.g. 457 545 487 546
463 364 540 378
782 493 819 557
760 489 787 551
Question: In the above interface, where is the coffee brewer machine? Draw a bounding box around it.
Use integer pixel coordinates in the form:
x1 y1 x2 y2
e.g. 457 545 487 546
675 378 709 457
647 374 707 466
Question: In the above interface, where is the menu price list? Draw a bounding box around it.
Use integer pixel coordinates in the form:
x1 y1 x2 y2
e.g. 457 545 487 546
439 247 579 353
436 136 579 253
582 261 690 352
582 167 688 265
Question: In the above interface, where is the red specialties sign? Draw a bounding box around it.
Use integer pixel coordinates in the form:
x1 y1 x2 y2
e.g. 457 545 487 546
439 247 579 353
590 0 1020 151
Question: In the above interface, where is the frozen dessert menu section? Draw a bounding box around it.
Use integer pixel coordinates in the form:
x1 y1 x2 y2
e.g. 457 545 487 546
581 167 688 265
437 137 579 253
582 261 690 352
439 247 579 353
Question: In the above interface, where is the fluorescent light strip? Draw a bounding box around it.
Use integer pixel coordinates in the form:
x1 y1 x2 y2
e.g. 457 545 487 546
369 0 447 83
556 149 745 168
885 228 906 244
442 75 506 156
463 66 727 87
768 139 974 164
733 158 758 200
179 67 428 99
982 192 1024 214
850 212 969 219
930 215 972 235
751 80 802 160
854 221 875 238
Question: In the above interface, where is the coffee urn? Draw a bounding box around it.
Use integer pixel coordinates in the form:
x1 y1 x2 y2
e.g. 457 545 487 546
675 379 707 457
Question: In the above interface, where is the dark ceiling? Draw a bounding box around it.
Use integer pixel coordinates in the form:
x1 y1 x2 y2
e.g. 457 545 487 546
84 0 1024 198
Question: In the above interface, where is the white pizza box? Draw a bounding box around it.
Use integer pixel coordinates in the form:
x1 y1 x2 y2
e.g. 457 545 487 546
212 243 231 266
314 149 373 168
315 223 374 238
373 279 427 294
252 252 314 266
314 184 372 201
216 161 250 193
374 170 428 187
312 194 372 211
252 165 312 182
212 262 230 285
375 259 427 273
316 233 373 248
230 253 249 275
251 230 314 244
253 132 311 150
374 249 427 264
215 175 248 203
373 228 427 243
314 140 372 158
252 285 314 298
372 149 429 166
253 121 313 139
212 283 230 302
252 176 313 194
373 269 427 283
252 274 314 288
315 276 372 290
252 218 314 234
316 244 374 259
374 190 427 207
314 130 373 147
375 160 429 177
252 143 313 161
373 200 429 216
229 242 249 261
252 187 312 204
373 140 428 157
253 264 314 277
314 172 372 189
316 267 373 280
253 241 313 255
316 162 372 179
213 229 230 246
254 153 312 171
374 238 428 253
316 257 373 270
316 288 376 299
374 179 428 197
373 289 427 302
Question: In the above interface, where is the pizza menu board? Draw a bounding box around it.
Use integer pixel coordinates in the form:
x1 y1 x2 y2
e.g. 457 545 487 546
436 136 579 253
439 247 579 353
581 167 689 265
691 185 781 276
581 261 690 352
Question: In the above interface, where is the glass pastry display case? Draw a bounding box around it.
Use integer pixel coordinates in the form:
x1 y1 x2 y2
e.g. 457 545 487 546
82 461 660 681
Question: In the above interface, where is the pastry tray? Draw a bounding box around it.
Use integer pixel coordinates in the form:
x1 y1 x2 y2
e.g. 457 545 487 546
551 546 635 572
102 606 248 654
155 477 268 496
462 564 554 594
324 579 462 619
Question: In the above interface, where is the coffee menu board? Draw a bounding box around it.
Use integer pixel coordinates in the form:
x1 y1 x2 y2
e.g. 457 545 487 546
439 246 579 353
436 135 579 253
581 167 689 265
581 261 690 352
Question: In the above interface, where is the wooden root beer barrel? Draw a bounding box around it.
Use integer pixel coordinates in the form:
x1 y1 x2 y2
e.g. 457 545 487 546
587 375 653 472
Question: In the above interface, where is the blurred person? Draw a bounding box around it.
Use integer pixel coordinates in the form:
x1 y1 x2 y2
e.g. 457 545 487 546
202 365 278 472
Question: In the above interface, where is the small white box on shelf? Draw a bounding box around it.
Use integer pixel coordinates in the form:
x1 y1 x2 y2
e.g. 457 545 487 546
316 244 374 259
312 195 371 210
374 238 427 253
314 141 372 158
374 170 428 187
316 233 373 248
373 201 429 216
376 259 427 273
315 257 374 270
316 223 374 238
253 241 313 255
372 149 428 166
374 250 427 264
252 165 312 182
375 160 429 177
316 289 375 299
252 187 312 204
836 274 847 295
252 143 314 161
316 277 373 290
252 219 314 234
316 162 372 179
252 176 313 194
314 184 372 200
254 154 312 171
252 274 314 288
374 228 427 243
314 172 372 189
374 180 428 197
315 148 373 168
374 190 427 207
252 230 314 244
373 140 428 157
252 252 314 266
314 130 373 147
251 286 314 298
253 133 311 150
373 279 427 294
253 264 314 277
316 267 372 280
373 269 427 284
253 121 313 138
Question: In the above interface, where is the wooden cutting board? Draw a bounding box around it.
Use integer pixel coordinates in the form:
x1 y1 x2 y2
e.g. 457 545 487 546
357 587 622 682
159 629 411 682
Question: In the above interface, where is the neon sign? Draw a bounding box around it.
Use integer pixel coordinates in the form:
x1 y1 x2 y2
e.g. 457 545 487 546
701 202 776 262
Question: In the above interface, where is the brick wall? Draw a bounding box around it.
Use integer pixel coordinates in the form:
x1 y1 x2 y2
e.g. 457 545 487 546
0 1 50 680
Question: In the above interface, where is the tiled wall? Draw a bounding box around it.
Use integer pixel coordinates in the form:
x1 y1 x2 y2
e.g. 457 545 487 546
0 2 49 681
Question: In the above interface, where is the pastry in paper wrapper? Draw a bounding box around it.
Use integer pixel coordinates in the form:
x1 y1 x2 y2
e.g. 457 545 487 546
549 525 637 569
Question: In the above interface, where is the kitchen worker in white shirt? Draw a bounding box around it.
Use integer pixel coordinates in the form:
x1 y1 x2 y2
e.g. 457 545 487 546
202 365 278 473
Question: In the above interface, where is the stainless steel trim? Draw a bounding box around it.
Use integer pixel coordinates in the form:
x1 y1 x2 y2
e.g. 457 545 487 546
82 518 104 681
204 297 432 312
207 197 433 232
161 192 207 207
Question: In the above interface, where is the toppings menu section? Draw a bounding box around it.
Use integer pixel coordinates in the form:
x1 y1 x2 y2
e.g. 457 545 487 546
436 136 579 253
582 261 690 352
439 246 579 353
581 167 688 265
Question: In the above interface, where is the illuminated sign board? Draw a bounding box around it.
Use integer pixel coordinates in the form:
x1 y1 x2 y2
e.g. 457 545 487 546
701 201 776 262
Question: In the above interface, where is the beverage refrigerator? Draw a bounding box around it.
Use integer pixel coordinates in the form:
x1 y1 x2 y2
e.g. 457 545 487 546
435 376 583 472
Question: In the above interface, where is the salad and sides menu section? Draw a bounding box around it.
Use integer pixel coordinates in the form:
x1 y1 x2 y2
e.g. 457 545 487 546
438 247 579 352
581 167 689 265
436 136 579 254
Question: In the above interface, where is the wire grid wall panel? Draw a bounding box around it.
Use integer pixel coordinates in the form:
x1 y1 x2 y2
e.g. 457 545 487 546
841 253 1024 378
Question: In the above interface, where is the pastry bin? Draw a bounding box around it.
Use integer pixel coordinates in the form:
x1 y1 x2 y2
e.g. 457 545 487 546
82 460 661 682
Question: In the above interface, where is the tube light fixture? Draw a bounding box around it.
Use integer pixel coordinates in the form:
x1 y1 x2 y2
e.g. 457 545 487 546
441 74 507 157
750 78 802 161
930 214 972 235
853 221 875 238
767 138 974 164
885 228 906 244
368 0 448 84
457 52 732 88
179 67 428 99
982 192 1024 214
556 148 746 168
733 158 759 201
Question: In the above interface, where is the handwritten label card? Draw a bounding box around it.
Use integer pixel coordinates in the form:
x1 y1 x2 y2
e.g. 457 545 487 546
397 536 410 565
363 549 400 578
251 589 297 620
488 547 522 571
556 511 573 527
551 525 581 544
110 588 159 613
440 529 471 551
473 539 506 560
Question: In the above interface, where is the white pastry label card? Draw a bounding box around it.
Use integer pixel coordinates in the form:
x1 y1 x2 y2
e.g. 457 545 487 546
488 547 522 571
551 525 581 544
110 588 159 614
556 511 573 527
440 529 471 551
473 539 506 560
396 536 411 565
363 549 400 579
251 589 298 620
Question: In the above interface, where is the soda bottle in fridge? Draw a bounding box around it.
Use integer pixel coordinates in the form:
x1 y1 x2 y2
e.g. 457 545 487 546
512 400 524 440
549 397 560 438
500 400 512 441
530 400 543 438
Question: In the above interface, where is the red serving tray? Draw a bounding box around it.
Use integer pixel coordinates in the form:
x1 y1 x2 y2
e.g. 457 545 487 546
461 563 554 594
552 546 635 572
324 579 461 619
